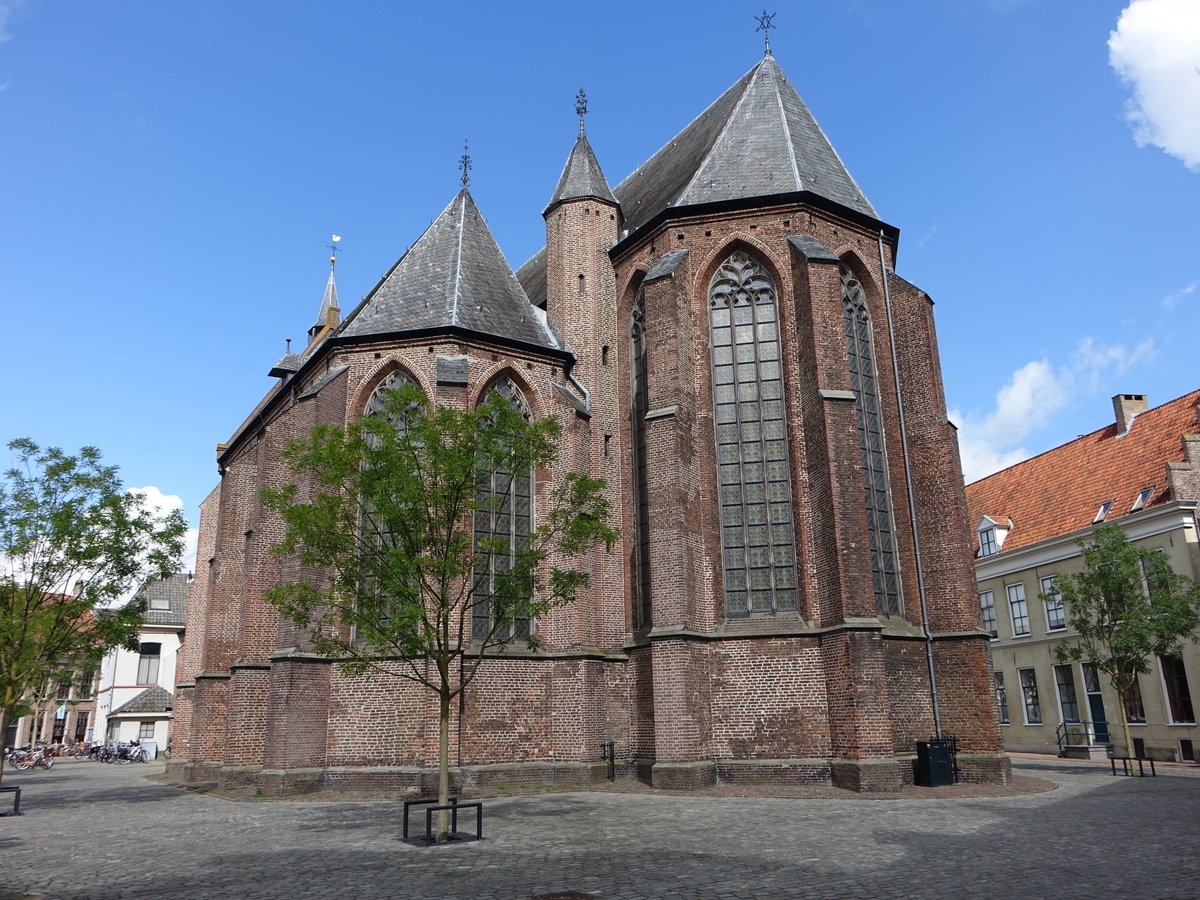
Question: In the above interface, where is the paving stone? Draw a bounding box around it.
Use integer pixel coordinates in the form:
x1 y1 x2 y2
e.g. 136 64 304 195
0 758 1198 898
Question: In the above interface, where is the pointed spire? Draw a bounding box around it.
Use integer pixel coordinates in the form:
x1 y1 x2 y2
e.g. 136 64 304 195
340 189 561 351
545 90 617 213
308 236 342 343
613 55 876 224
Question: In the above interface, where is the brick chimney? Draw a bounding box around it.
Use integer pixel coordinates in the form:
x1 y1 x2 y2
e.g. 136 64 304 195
1113 393 1148 435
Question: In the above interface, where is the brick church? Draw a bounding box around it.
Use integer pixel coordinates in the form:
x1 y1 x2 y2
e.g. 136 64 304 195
173 46 1008 793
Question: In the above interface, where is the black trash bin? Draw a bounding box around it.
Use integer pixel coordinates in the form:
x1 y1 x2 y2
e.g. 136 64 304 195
914 739 954 787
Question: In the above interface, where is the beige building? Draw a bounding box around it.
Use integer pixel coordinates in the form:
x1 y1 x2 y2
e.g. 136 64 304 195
966 391 1200 762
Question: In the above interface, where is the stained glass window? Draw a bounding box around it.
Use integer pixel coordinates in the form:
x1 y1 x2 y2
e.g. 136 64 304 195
472 377 533 642
708 252 798 617
631 288 652 629
841 265 901 617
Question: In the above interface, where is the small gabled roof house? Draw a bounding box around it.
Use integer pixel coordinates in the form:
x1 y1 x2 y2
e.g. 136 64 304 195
965 391 1200 761
94 574 189 755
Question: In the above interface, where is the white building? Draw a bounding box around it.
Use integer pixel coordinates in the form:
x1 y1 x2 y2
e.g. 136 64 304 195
94 574 189 754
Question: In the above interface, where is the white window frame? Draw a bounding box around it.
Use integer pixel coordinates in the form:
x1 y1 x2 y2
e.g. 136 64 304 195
1007 582 1030 637
1041 575 1065 631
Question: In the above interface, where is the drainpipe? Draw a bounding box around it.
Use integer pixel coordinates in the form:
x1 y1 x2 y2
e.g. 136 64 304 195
567 372 591 413
877 231 943 740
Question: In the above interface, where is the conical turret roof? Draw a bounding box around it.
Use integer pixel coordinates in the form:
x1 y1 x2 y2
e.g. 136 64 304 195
546 134 617 211
310 265 340 335
340 189 561 351
616 55 875 226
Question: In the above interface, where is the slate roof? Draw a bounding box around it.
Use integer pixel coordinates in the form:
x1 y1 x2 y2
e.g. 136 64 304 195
338 189 562 352
546 134 617 210
965 389 1200 556
129 573 189 627
111 685 172 716
518 55 875 305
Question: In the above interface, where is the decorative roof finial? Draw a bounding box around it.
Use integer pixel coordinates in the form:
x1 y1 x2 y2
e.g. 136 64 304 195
459 139 472 189
575 87 588 138
755 10 776 56
327 234 341 270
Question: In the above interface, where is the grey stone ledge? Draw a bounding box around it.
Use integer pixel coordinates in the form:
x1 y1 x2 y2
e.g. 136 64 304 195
644 248 690 282
644 405 677 421
788 234 839 263
819 388 857 401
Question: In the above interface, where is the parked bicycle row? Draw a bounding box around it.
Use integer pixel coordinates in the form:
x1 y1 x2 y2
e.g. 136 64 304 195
4 739 153 768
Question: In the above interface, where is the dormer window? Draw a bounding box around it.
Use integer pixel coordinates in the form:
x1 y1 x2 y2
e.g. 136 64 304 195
977 516 1010 558
979 527 998 557
1131 487 1154 513
1093 500 1114 524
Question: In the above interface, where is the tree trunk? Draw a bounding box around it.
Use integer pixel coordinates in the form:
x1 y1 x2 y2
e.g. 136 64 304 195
0 704 7 788
437 687 451 842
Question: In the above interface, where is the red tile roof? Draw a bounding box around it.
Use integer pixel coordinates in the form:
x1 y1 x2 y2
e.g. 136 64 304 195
965 389 1200 555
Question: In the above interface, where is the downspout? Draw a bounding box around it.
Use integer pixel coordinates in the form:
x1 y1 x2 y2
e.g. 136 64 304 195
877 231 943 740
567 371 591 414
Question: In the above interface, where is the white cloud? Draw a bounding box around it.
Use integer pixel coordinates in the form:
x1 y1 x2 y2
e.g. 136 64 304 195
953 337 1155 482
1109 0 1200 171
0 1 22 44
1163 279 1197 308
125 486 199 596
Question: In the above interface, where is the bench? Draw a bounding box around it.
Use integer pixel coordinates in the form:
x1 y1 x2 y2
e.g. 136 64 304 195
0 784 22 816
1110 756 1156 777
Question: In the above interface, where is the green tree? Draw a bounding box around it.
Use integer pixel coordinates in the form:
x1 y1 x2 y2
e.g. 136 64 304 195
263 381 617 841
0 439 187 784
1050 524 1200 758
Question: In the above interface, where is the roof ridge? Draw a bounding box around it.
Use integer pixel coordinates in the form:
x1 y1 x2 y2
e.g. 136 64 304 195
450 191 466 327
768 59 803 188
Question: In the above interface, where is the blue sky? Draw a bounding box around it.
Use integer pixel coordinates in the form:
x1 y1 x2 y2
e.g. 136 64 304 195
1 0 1198 568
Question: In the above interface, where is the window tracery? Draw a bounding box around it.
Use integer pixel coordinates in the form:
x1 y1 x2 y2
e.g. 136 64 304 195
472 376 533 642
708 251 798 617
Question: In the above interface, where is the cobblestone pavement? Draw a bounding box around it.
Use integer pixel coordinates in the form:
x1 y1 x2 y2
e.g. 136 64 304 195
1 757 1198 899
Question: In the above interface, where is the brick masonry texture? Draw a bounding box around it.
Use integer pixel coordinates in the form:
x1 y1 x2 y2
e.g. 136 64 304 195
177 156 1008 794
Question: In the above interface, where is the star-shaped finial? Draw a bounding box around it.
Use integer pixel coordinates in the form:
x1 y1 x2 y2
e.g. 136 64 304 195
755 10 776 56
458 139 472 189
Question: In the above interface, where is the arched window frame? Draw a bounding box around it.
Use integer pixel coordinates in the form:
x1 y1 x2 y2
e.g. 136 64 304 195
707 250 799 617
354 369 419 643
630 286 652 630
472 375 535 642
841 263 902 617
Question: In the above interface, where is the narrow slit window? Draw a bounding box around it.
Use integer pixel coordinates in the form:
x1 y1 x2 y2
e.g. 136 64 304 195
842 265 901 616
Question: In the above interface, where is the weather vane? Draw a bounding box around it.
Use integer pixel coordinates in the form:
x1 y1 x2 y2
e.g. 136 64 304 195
327 234 341 267
575 87 588 137
755 10 776 56
459 139 472 189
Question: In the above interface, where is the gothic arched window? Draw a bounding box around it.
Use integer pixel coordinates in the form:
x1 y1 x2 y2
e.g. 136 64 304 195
355 369 418 641
708 251 798 617
472 376 534 642
630 287 652 629
841 265 901 617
